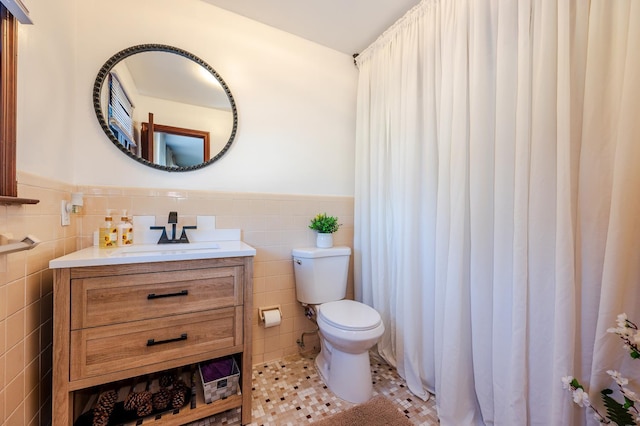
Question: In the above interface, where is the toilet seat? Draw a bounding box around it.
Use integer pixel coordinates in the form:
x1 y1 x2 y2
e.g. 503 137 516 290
318 300 381 331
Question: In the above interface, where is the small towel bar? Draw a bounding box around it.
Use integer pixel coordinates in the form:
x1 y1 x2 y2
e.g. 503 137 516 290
0 234 41 255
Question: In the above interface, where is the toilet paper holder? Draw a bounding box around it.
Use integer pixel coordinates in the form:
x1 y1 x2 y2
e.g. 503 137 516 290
259 305 282 323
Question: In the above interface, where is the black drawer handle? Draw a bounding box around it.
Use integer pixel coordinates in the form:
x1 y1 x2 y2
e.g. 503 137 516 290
147 333 187 347
147 290 188 300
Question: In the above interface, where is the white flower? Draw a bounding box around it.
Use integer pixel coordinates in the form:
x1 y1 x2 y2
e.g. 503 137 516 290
617 313 628 328
573 388 590 408
564 313 640 424
622 388 640 402
606 370 629 386
562 376 574 390
621 328 634 339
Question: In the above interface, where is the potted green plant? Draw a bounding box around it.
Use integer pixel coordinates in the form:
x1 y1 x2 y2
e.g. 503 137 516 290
309 213 341 248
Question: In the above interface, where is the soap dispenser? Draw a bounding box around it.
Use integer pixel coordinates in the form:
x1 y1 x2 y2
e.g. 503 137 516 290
99 211 118 248
117 210 134 246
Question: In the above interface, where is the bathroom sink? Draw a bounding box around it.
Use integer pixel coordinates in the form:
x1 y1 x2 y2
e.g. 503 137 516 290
110 242 221 257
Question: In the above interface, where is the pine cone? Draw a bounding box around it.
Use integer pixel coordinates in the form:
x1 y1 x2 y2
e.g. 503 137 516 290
170 381 187 409
153 387 172 411
123 391 138 411
124 390 152 412
92 409 110 426
137 403 153 417
134 391 152 417
92 390 117 426
95 390 117 410
159 374 175 388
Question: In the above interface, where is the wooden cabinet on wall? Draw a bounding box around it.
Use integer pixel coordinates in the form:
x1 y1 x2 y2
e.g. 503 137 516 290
52 256 253 425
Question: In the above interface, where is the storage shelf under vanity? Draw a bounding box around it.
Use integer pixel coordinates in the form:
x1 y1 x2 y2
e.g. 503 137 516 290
71 360 243 425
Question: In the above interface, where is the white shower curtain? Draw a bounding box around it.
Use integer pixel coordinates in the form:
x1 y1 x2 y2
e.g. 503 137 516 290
354 1 640 425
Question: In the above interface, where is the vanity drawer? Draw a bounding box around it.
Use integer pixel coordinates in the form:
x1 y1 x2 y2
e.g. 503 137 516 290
71 266 242 329
69 307 243 381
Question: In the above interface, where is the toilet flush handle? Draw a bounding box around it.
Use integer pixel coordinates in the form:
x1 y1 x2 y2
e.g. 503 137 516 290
295 259 302 265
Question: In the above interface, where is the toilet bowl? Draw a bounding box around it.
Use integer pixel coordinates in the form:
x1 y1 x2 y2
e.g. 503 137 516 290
314 299 385 403
292 246 385 403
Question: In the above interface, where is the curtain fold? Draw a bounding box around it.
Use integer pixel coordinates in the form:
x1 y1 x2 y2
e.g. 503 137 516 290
354 0 640 424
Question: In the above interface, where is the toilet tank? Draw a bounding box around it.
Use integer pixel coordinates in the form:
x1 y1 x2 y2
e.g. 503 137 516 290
292 246 351 304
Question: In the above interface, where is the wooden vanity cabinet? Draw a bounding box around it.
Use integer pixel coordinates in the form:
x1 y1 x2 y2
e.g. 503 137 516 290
52 256 253 426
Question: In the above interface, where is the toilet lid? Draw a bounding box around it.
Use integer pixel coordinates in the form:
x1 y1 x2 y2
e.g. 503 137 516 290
319 300 382 331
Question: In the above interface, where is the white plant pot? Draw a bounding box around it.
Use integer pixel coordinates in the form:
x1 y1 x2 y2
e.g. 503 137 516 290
316 233 334 248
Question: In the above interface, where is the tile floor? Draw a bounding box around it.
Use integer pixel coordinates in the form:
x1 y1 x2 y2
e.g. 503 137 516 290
191 351 439 425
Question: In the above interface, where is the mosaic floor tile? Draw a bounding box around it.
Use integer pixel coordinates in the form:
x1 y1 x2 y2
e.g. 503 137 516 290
189 351 439 425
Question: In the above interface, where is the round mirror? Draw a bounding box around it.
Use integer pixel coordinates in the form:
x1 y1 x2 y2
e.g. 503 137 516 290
93 44 238 171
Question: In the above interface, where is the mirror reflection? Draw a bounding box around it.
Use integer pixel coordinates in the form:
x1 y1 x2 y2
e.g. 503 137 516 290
93 45 238 171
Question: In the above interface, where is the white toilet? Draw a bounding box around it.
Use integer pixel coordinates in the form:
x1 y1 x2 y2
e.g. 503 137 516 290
292 246 384 403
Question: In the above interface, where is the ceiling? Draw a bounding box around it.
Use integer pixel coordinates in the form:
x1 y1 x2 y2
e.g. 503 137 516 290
123 50 231 110
199 0 421 55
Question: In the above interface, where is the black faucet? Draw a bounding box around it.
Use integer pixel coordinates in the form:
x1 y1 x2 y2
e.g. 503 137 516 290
150 211 197 244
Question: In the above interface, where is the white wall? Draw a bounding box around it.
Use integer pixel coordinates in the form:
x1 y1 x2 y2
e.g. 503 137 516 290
17 0 77 185
16 0 358 196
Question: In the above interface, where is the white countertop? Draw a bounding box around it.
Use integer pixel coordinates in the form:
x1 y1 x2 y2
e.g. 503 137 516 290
49 241 256 269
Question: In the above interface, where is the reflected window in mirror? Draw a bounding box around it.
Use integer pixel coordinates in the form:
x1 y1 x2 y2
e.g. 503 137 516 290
107 72 137 153
93 45 238 172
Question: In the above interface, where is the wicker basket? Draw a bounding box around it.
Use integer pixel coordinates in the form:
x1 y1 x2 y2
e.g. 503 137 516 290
198 356 240 403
